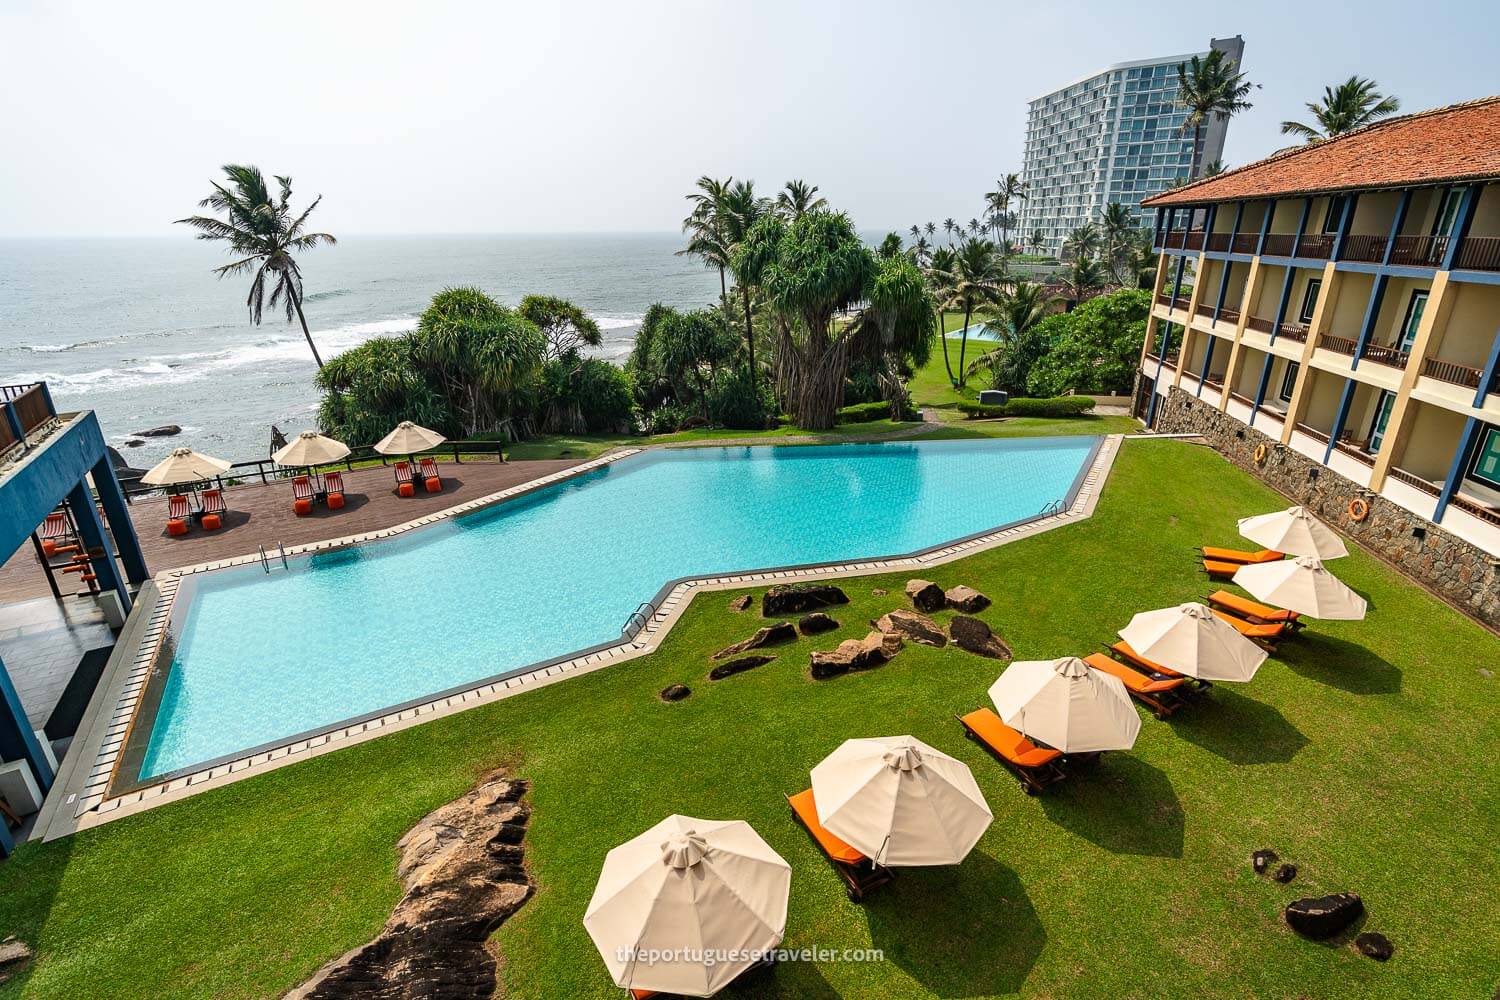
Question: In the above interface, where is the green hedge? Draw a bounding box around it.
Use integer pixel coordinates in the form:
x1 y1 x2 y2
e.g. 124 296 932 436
836 400 893 423
956 395 1096 419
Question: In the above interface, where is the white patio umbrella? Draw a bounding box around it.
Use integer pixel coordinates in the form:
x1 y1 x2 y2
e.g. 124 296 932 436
1233 556 1368 620
810 735 992 867
1237 505 1348 560
989 657 1141 753
373 420 446 456
140 447 231 487
1118 602 1268 682
272 430 351 467
583 815 791 998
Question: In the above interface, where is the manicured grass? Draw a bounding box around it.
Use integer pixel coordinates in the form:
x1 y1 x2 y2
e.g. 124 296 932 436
3 440 1497 999
503 418 926 461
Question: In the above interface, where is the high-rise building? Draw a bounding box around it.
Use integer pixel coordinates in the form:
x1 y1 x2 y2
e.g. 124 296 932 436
1017 36 1244 255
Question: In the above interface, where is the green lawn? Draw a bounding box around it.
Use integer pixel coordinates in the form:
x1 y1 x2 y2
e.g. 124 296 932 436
3 440 1496 999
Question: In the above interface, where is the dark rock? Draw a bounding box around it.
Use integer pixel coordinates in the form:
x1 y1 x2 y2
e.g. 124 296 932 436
660 684 692 702
762 583 849 616
810 631 902 679
708 655 774 681
123 438 146 448
905 578 946 612
712 621 797 659
948 616 1012 659
727 594 753 613
874 608 947 647
1252 849 1278 875
871 588 888 597
287 771 532 999
133 424 181 437
1272 863 1297 883
945 585 991 613
798 612 839 635
1284 893 1363 940
1354 932 1393 961
0 936 34 981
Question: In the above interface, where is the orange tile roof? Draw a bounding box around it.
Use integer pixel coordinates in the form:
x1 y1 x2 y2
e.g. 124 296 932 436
1143 97 1500 207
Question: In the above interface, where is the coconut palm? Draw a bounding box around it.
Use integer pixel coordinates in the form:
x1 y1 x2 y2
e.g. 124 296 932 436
679 176 734 302
775 179 827 219
177 165 337 368
719 180 771 391
1203 159 1227 176
967 218 983 237
925 245 959 384
1175 50 1256 178
1063 223 1103 261
985 174 1027 253
910 235 932 266
909 224 922 244
1280 77 1401 142
943 218 958 245
924 221 937 245
1029 229 1047 258
963 280 1056 380
1100 203 1136 285
934 239 1005 387
1062 255 1106 302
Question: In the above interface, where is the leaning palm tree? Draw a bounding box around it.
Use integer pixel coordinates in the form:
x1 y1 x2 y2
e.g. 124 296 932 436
719 180 771 391
925 245 959 384
775 179 828 219
1100 203 1135 285
679 176 733 302
1175 49 1256 178
935 239 1005 387
177 165 337 368
963 280 1056 379
985 174 1027 253
1280 77 1401 142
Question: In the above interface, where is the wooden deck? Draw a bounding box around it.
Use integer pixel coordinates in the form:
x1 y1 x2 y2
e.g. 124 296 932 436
0 458 588 604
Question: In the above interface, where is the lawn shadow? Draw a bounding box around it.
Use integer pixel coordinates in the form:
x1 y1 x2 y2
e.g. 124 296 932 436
862 851 1044 997
1040 754 1184 858
725 957 839 998
1277 633 1402 695
1169 688 1309 764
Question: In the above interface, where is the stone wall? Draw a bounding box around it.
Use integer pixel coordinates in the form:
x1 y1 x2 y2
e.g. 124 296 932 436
1154 387 1500 632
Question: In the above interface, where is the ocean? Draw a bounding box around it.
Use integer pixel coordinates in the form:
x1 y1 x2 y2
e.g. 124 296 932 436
0 234 722 466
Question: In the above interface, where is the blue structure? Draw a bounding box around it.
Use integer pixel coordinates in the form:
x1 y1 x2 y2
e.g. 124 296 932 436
0 384 148 856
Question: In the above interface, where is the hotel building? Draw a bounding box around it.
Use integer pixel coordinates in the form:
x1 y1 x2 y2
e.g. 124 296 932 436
1017 36 1244 255
1136 97 1500 561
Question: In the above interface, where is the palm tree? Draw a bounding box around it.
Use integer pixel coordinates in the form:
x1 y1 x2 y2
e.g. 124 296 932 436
934 239 1005 387
1063 255 1106 302
1280 77 1401 142
775 179 827 219
925 245 959 384
909 224 922 244
943 218 958 245
910 235 932 266
1100 203 1135 285
985 174 1027 254
1029 228 1047 258
1175 49 1256 178
1124 233 1159 289
1203 159 1227 176
924 221 937 246
967 218 983 237
680 175 736 303
963 280 1056 380
177 165 337 368
1063 223 1103 261
719 180 770 391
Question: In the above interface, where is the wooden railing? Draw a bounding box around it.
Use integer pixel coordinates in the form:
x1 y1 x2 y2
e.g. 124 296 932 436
1332 438 1375 466
1361 342 1411 369
1245 316 1274 335
1229 391 1254 407
1182 232 1206 251
10 386 52 436
1155 291 1172 306
1421 357 1485 389
1194 302 1216 318
1450 493 1500 526
1277 322 1310 344
1389 467 1440 497
1339 234 1387 263
1297 234 1335 259
1 382 58 461
1217 306 1241 324
1260 233 1295 257
1170 295 1191 311
1205 233 1232 252
1388 234 1448 267
1321 334 1359 357
1231 233 1259 254
1455 236 1500 272
1202 374 1224 389
1295 422 1330 444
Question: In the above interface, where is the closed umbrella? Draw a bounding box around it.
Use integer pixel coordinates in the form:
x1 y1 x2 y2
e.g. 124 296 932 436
810 735 992 867
1118 602 1267 682
374 420 446 456
1233 556 1367 620
584 815 790 998
272 430 351 467
141 447 231 487
989 657 1141 753
1237 505 1348 560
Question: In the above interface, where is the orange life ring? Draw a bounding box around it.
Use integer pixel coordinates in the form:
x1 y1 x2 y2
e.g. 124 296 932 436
1253 443 1268 465
1348 498 1370 523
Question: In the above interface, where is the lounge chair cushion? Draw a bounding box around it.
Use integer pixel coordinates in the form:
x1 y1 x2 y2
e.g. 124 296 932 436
1109 641 1183 678
959 708 1061 767
398 482 415 498
1202 559 1241 577
1202 547 1283 564
788 789 866 865
293 497 314 516
167 519 189 537
1208 589 1299 623
1085 653 1185 694
1211 609 1286 640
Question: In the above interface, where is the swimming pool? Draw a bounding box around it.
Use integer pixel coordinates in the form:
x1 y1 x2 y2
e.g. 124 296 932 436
129 437 1101 780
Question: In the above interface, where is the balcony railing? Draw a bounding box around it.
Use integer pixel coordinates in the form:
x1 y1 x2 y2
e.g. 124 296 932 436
1297 234 1335 260
1360 342 1411 369
1 382 59 463
1229 391 1255 407
1217 306 1241 325
1169 295 1191 311
1183 232 1206 251
1161 229 1189 249
1295 422 1331 444
1194 302 1215 318
1388 234 1449 267
1205 233 1232 252
1202 374 1224 389
1450 492 1500 527
1231 233 1259 254
1389 467 1440 497
1277 322 1310 344
1163 352 1181 368
1420 357 1485 389
1245 315 1274 335
1321 334 1359 357
1339 234 1387 263
1155 291 1172 306
1260 233 1296 257
1332 437 1375 466
1454 236 1500 272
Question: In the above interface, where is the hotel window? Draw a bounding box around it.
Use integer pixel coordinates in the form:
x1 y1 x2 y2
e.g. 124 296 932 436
1322 196 1347 234
1469 425 1500 490
1298 279 1322 324
1368 391 1395 453
1432 188 1463 238
1278 362 1300 403
1397 290 1428 354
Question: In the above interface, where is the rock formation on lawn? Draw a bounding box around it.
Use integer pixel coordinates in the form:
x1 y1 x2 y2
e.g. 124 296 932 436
286 771 533 1000
0 937 33 984
660 684 692 702
904 579 946 612
1354 931 1393 961
873 609 947 647
712 622 797 659
762 583 849 616
810 631 902 679
728 594 752 612
1251 849 1278 875
708 656 775 681
1272 863 1297 883
944 585 991 613
948 616 1012 659
1284 893 1363 940
798 612 839 635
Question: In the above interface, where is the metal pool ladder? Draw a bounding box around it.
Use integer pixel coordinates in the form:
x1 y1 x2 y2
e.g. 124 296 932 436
257 542 290 573
622 601 657 641
1039 497 1067 516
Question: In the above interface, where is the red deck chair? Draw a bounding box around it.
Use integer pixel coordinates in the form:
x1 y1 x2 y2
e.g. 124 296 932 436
393 461 415 498
40 511 73 556
167 494 191 536
323 470 347 510
200 488 226 530
292 475 314 516
419 457 442 493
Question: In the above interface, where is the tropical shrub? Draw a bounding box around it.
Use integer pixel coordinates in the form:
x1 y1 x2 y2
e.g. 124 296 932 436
536 352 635 434
956 396 1095 419
836 400 893 423
1026 289 1150 397
706 368 774 430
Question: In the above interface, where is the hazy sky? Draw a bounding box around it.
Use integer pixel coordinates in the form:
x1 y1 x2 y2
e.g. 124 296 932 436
2 0 1496 238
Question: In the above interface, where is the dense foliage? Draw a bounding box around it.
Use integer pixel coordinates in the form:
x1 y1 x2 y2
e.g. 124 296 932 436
1025 289 1151 397
956 395 1096 419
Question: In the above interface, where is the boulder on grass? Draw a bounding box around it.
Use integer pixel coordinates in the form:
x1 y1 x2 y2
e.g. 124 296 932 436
1272 863 1297 884
945 585 991 613
798 612 839 635
948 616 1012 659
709 655 774 681
660 684 692 702
1354 932 1393 961
905 579 946 612
763 583 849 616
727 594 752 613
874 608 947 647
810 631 901 679
712 621 797 659
1284 893 1363 940
0 937 33 982
1251 849 1279 875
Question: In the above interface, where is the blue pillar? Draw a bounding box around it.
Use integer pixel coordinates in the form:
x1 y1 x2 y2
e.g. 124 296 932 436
2 401 22 444
1249 354 1276 427
1351 275 1389 370
1434 417 1483 522
1197 337 1216 397
1145 254 1189 426
0 653 55 797
1256 200 1274 255
68 481 132 617
1383 190 1412 265
1323 380 1358 464
1332 194 1358 260
1269 267 1296 342
91 455 148 585
1475 328 1500 408
1440 184 1481 271
1290 197 1312 259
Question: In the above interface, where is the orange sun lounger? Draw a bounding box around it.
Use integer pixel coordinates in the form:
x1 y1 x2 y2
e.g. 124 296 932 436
1107 641 1210 692
1084 653 1188 718
787 789 893 902
1206 589 1301 627
1200 546 1284 564
1201 558 1243 579
1211 609 1290 646
957 708 1065 795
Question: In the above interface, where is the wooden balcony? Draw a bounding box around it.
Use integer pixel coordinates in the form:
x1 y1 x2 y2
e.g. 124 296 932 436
1321 334 1359 357
1183 232 1206 251
1332 436 1375 466
1360 342 1411 369
1421 357 1486 390
1205 233 1232 252
1295 422 1330 444
1340 234 1387 263
1260 233 1295 257
1277 322 1310 344
1231 233 1259 254
1451 492 1500 527
1455 236 1500 272
1217 306 1241 325
1389 467 1440 497
1297 234 1335 260
1245 316 1274 335
1194 302 1216 318
1387 234 1448 268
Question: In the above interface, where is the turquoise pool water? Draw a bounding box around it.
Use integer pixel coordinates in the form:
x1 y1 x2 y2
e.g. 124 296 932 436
138 437 1099 778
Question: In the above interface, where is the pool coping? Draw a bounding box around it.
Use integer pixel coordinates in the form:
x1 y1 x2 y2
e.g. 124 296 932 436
43 433 1123 838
